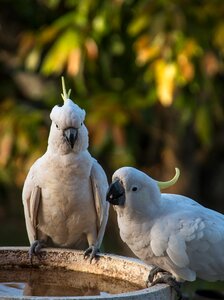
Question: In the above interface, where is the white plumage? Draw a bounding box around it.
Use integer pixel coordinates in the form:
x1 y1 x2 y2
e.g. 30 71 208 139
22 96 109 259
106 166 224 282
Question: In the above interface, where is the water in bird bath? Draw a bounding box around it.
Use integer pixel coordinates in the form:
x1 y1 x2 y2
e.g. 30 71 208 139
0 266 142 297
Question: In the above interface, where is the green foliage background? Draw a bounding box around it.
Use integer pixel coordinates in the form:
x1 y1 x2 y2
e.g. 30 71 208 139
0 0 224 295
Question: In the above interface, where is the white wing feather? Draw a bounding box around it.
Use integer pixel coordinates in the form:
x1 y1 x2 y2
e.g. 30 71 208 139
149 194 224 281
22 164 41 243
90 159 109 248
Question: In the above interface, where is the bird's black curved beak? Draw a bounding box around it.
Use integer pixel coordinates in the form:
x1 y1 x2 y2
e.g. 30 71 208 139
106 179 125 206
64 127 78 149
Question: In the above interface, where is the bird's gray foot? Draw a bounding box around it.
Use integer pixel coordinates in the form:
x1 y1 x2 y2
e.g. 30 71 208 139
147 269 185 300
147 266 165 284
29 240 45 263
84 245 100 263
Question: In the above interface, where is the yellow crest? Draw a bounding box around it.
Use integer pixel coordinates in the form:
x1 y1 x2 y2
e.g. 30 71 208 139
61 76 71 102
157 168 180 190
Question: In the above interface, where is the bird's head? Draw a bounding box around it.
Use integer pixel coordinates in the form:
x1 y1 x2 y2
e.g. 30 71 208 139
106 167 180 216
48 78 88 154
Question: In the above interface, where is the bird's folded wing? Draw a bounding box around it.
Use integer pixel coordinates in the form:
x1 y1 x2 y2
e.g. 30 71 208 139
22 172 41 243
30 186 41 229
150 214 205 268
90 159 109 246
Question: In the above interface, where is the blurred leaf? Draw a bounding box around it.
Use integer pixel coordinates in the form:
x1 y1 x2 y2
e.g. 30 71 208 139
155 60 177 106
85 38 98 60
134 35 160 65
41 29 81 75
25 48 41 71
93 14 107 35
37 25 60 45
177 54 194 84
67 48 82 76
128 14 149 36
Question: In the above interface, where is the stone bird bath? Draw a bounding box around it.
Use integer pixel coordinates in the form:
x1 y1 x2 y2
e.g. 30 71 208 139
0 247 174 299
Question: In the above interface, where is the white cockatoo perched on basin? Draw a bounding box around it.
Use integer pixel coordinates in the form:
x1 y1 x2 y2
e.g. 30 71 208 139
22 78 109 261
106 167 224 297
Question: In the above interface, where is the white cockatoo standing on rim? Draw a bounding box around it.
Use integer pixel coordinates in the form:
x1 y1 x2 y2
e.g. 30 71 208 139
22 78 109 260
106 166 224 296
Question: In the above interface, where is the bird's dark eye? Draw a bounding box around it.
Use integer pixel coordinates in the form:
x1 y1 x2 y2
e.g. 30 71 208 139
81 122 83 126
132 187 138 192
56 124 59 129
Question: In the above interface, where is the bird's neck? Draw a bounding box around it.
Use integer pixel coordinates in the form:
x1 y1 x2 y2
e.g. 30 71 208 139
47 141 87 156
115 197 161 223
45 148 92 169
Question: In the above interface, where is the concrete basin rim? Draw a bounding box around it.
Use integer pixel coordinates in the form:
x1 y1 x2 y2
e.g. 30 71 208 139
0 247 171 299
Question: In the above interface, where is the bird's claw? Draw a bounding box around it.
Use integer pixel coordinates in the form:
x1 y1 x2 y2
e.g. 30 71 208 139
147 266 165 284
84 245 100 263
29 240 45 264
147 269 185 300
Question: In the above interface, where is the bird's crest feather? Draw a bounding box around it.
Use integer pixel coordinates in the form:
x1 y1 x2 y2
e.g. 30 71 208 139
61 76 71 102
157 168 180 190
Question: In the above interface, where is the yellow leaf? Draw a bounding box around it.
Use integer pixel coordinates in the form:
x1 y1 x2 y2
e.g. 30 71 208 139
41 29 80 75
136 45 160 65
134 34 162 65
25 48 41 71
155 60 177 107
